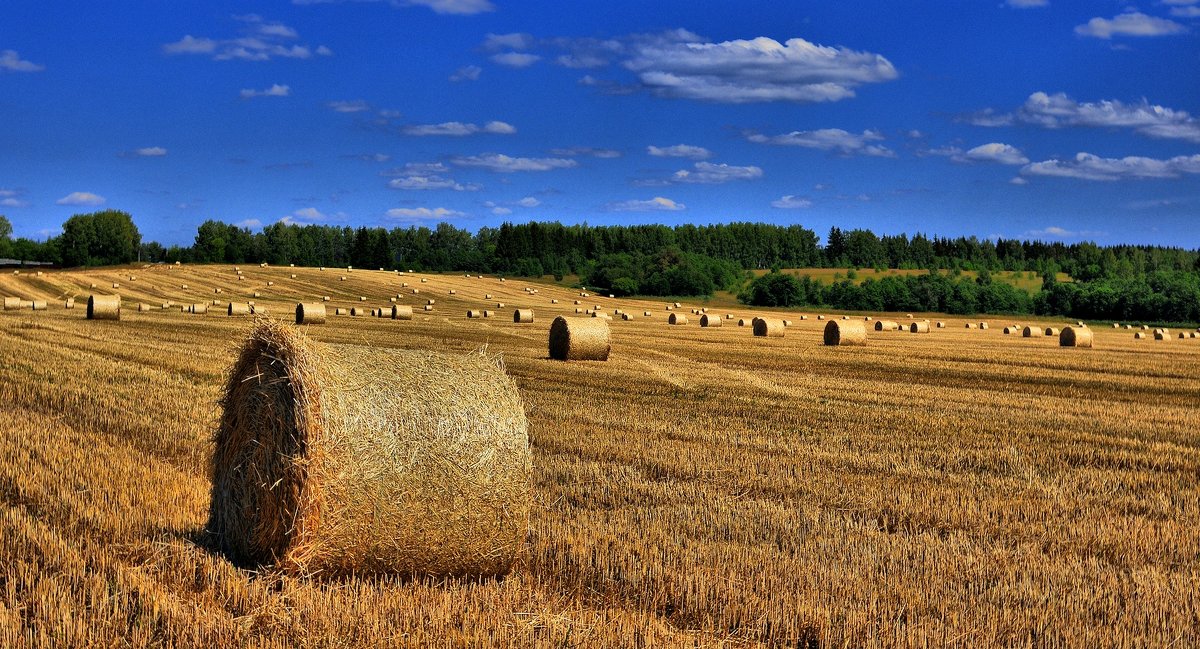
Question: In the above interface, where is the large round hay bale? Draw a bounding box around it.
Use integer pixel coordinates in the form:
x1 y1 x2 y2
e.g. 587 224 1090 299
816 315 825 320
229 303 251 316
1134 332 1145 339
137 303 151 312
668 313 688 325
622 312 634 321
30 300 47 311
513 309 534 323
392 305 413 320
1155 331 1170 341
2 297 20 310
965 322 976 329
549 315 611 361
87 294 121 320
251 305 268 315
351 307 363 316
192 303 209 315
210 321 530 576
826 320 867 345
1022 326 1035 338
737 318 748 327
1060 326 1093 348
753 318 784 337
591 312 611 320
700 314 722 327
334 308 348 316
296 302 327 325
1044 327 1059 336
909 322 930 334
875 320 898 331
466 309 481 319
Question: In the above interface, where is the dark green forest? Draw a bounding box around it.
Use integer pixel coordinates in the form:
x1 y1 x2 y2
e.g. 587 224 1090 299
3 213 1198 322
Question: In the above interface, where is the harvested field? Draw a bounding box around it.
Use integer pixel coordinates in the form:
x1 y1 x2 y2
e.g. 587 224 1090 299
0 265 1197 647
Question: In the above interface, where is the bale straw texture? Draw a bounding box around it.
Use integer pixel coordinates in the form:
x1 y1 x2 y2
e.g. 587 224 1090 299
209 321 531 577
295 302 327 325
875 320 899 331
513 309 534 323
548 316 611 361
1023 326 1035 338
1044 327 1060 336
87 294 121 321
30 300 47 311
753 318 784 337
229 303 251 316
2 297 19 310
909 322 930 334
1060 326 1093 348
392 305 413 320
700 314 722 327
826 320 868 346
668 313 688 325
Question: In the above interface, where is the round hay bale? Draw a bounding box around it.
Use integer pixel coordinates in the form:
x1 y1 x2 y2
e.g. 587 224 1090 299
290 274 297 279
87 294 121 320
979 322 989 330
1022 326 1035 338
622 313 634 321
496 302 504 308
550 299 558 304
826 320 868 346
644 311 651 317
64 298 75 309
1155 331 1170 341
909 322 930 334
210 321 531 576
816 315 825 320
424 305 434 311
875 320 898 331
575 307 583 314
392 305 413 320
253 292 262 299
700 314 722 327
965 323 976 329
1044 327 1059 336
905 314 913 319
335 308 348 316
486 294 493 300
449 290 456 295
753 318 784 337
668 313 688 325
426 299 436 305
1112 323 1120 329
466 310 481 319
229 303 251 316
112 283 121 289
250 305 268 315
370 309 380 317
215 288 223 294
350 307 363 316
936 322 945 328
673 302 681 308
549 315 611 361
514 309 534 323
192 303 209 315
30 300 47 311
1190 332 1198 339
359 297 367 302
591 312 611 320
574 300 582 305
781 319 792 327
340 276 347 281
737 318 748 327
1134 332 1145 339
2 297 20 310
1179 332 1188 339
296 302 327 325
483 310 494 318
1060 326 1093 348
799 315 808 321
841 315 849 320
421 278 427 283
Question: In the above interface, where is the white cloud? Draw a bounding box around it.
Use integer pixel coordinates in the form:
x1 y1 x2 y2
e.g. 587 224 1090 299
56 192 106 206
0 189 29 207
606 196 686 212
401 120 516 136
516 196 540 207
381 162 448 175
1021 152 1200 181
0 49 44 72
921 145 964 158
449 65 482 81
1006 0 1048 7
387 175 480 191
1075 12 1187 38
549 146 622 158
490 206 512 215
327 99 370 113
341 152 391 162
1170 6 1200 17
771 195 813 209
620 33 897 103
134 146 168 157
236 219 263 229
746 128 895 157
293 0 494 14
968 91 1200 143
450 153 577 172
491 52 541 67
289 207 327 221
671 161 763 184
647 144 712 159
163 16 331 61
482 33 534 51
385 206 465 220
1010 176 1029 185
1024 225 1107 239
963 143 1029 165
240 84 291 98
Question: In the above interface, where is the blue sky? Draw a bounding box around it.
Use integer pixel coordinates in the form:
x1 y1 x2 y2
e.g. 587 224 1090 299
1 0 1198 248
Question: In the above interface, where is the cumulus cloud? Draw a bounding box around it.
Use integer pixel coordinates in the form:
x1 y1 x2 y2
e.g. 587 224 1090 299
384 206 465 220
327 99 370 113
647 144 712 159
0 49 44 72
401 120 515 136
1075 11 1187 38
963 143 1029 165
240 84 291 98
1020 152 1200 181
606 196 686 212
280 207 331 224
746 128 895 157
387 174 480 191
771 195 813 209
670 161 763 184
491 52 541 67
56 192 106 206
967 91 1200 143
1170 6 1200 17
164 15 332 61
450 153 577 172
449 65 482 81
549 146 621 158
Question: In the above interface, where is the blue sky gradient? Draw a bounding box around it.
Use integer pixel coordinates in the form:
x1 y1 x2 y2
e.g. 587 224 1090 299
1 0 1198 247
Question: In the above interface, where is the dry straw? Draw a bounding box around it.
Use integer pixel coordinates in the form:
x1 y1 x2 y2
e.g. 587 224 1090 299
1044 327 1060 336
209 321 531 576
738 318 748 327
30 300 47 311
514 309 534 323
965 323 976 329
826 320 867 346
548 315 611 361
643 311 651 317
1155 331 1170 341
2 297 19 310
87 294 121 320
392 305 413 320
668 313 688 325
192 303 209 315
466 310 481 318
753 318 784 337
909 322 930 333
137 303 151 312
483 310 494 318
64 298 75 309
296 302 327 325
622 313 634 321
700 314 722 327
1134 332 1145 339
936 322 945 328
1060 326 1093 348
334 308 347 316
875 320 899 331
1022 326 1035 338
980 322 989 330
229 303 251 316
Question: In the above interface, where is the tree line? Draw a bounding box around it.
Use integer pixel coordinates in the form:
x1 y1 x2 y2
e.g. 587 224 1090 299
2 212 1198 322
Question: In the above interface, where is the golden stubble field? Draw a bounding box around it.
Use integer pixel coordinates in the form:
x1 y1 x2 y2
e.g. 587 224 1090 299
1 264 1198 648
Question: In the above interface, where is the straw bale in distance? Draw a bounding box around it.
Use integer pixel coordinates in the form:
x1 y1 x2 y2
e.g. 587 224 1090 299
1060 326 1093 348
392 305 413 320
424 305 433 311
2 297 20 310
466 310 481 318
209 321 532 577
192 304 209 315
483 310 494 318
668 313 688 325
936 322 945 328
622 313 634 321
87 294 121 320
875 320 899 331
909 322 930 334
1134 332 1145 339
335 308 347 316
1044 327 1059 336
296 302 327 325
965 323 976 329
700 314 723 327
64 298 75 309
1022 326 1035 338
1155 331 1170 341
30 300 47 311
548 315 611 361
825 320 867 345
753 318 784 337
980 322 989 330
229 303 251 316
643 311 651 317
738 318 748 327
